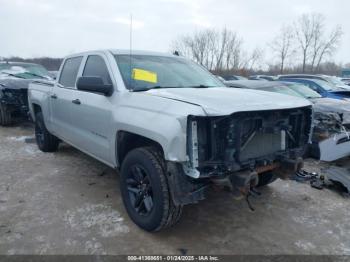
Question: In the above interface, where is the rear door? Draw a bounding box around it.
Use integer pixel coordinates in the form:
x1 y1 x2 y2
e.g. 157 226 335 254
50 56 83 140
68 54 115 164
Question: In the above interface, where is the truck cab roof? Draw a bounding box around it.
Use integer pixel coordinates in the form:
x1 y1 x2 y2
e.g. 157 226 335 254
65 49 177 58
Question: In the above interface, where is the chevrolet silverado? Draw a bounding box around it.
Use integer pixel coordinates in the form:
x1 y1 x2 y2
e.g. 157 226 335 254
28 50 312 231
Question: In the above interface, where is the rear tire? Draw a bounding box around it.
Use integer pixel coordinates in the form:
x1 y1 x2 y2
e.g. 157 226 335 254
0 103 12 126
257 171 278 187
120 147 183 232
35 112 59 152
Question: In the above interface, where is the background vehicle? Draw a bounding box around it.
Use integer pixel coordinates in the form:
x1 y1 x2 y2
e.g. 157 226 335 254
248 75 276 81
222 75 247 81
0 62 52 125
213 75 226 82
225 80 350 161
341 68 350 78
28 50 311 232
281 78 350 100
341 78 350 86
278 74 350 89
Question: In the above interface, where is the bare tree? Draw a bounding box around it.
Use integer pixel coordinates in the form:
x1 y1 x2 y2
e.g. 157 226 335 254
293 13 343 73
243 48 264 71
224 31 243 70
171 28 250 72
270 25 294 73
309 15 325 71
294 13 322 73
315 26 343 71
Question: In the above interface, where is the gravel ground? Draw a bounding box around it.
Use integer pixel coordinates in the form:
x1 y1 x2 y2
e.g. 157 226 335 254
0 123 350 255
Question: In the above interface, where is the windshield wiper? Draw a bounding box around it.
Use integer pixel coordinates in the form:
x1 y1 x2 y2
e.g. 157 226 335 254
131 85 216 92
187 85 215 88
0 72 25 79
131 86 182 92
22 72 46 79
307 96 321 99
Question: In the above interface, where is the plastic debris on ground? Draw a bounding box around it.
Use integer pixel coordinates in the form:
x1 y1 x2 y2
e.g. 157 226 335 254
292 167 350 197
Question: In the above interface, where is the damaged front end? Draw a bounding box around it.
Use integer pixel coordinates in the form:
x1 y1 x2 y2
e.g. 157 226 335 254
313 111 350 161
0 87 29 117
168 106 312 205
0 78 32 124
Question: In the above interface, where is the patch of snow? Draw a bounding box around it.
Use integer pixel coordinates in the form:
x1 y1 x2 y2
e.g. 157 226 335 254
64 203 129 238
336 243 350 255
7 136 33 142
292 214 330 227
7 249 16 255
84 238 106 255
23 145 40 155
295 240 316 251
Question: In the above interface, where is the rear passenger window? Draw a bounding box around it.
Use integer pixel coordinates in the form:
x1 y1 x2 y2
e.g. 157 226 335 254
59 57 83 88
83 55 112 85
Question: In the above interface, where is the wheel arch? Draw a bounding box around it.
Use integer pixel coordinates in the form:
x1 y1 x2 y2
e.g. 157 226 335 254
30 103 42 121
116 130 165 167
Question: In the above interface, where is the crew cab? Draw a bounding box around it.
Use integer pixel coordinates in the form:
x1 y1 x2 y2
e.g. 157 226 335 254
28 50 312 232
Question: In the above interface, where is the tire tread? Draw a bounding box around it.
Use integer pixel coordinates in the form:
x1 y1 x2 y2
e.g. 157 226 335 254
121 147 183 232
35 112 59 152
139 147 183 231
0 104 12 126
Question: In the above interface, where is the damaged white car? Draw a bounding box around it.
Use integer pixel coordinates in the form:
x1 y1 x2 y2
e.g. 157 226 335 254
28 50 312 231
0 62 53 125
313 100 350 161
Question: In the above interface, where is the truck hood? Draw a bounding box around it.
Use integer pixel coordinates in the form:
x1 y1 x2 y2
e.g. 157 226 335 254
146 87 311 115
0 78 33 90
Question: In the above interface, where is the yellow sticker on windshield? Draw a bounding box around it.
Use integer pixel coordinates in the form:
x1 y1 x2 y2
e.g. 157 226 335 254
132 68 157 83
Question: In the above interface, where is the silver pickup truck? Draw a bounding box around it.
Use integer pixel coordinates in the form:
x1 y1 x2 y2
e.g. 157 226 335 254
28 50 312 232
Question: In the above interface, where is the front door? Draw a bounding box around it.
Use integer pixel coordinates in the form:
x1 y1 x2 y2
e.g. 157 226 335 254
68 54 114 164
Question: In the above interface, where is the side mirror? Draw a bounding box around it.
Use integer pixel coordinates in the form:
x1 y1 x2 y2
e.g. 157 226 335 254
76 76 113 96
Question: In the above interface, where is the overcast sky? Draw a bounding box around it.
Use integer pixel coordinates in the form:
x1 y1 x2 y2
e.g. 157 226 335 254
0 0 349 64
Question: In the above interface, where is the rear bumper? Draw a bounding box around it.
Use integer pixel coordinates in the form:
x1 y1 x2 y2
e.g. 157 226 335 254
319 133 350 161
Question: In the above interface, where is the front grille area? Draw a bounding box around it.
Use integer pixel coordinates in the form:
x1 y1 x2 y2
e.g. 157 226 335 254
2 89 28 107
188 106 312 173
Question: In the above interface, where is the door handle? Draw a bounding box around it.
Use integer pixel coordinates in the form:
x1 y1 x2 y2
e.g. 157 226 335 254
72 99 81 105
51 94 57 99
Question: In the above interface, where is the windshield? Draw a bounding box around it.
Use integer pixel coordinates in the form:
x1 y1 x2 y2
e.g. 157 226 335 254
313 79 341 91
258 85 305 98
324 76 346 86
114 55 223 91
284 83 322 98
0 64 51 79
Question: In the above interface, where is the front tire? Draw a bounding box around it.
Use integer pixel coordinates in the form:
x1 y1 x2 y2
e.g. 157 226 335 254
120 147 183 232
0 103 12 126
35 112 59 152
